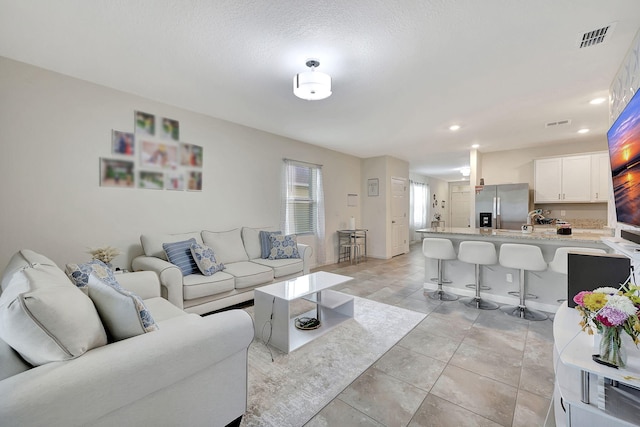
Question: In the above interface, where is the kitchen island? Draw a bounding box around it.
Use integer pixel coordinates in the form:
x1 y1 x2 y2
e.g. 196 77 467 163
416 227 611 312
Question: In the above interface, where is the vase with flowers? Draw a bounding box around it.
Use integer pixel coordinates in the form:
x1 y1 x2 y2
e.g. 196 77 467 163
573 281 640 369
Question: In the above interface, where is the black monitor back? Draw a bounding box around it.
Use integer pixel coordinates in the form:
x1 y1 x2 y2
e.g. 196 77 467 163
567 252 631 308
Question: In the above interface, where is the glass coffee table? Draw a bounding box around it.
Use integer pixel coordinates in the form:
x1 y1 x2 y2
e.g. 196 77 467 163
254 271 353 353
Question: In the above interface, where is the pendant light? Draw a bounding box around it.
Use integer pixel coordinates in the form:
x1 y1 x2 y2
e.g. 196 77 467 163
293 60 332 100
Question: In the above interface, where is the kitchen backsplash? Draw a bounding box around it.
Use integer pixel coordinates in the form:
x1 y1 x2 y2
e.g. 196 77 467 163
562 218 607 229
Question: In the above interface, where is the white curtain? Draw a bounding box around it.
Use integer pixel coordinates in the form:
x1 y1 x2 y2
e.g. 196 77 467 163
409 180 428 242
281 159 325 264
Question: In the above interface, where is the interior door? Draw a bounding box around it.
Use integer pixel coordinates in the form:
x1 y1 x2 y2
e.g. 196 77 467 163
391 177 408 257
450 183 470 227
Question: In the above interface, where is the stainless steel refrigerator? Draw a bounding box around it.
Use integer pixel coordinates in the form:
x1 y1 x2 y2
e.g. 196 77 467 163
475 183 530 230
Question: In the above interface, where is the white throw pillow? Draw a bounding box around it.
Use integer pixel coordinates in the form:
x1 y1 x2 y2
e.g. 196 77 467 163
201 228 249 264
85 274 159 341
0 268 108 366
67 260 158 341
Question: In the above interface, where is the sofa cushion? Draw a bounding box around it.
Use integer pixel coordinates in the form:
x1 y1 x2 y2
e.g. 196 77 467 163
223 261 274 289
182 271 235 300
190 242 225 276
241 226 278 259
140 231 203 260
142 297 187 322
0 338 31 381
250 258 304 278
163 238 199 276
0 266 107 366
259 230 282 259
1 249 57 291
202 228 249 264
269 234 300 260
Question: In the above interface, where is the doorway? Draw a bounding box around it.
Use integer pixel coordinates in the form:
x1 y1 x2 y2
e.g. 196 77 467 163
391 177 408 256
449 183 470 227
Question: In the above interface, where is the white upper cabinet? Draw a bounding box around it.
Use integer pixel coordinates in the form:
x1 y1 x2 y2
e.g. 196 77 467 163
534 153 608 203
590 152 611 202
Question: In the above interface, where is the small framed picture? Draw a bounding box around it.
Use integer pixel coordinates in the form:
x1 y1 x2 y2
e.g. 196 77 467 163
111 130 134 155
100 158 134 188
138 171 164 190
187 171 202 191
180 142 203 167
367 178 379 197
165 170 185 191
140 140 178 169
135 111 155 136
160 117 180 141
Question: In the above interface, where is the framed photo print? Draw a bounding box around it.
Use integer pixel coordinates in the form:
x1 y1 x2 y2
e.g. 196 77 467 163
180 142 203 167
100 158 134 188
112 130 134 155
187 171 202 191
160 117 180 141
138 171 164 190
140 140 178 168
135 111 155 136
367 178 379 196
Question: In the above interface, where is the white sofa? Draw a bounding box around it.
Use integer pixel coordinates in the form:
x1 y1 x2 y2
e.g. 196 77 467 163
132 227 312 314
0 249 254 427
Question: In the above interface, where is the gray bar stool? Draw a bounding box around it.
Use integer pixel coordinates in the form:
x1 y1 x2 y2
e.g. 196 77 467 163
422 238 459 301
457 241 499 310
498 243 548 321
549 247 606 302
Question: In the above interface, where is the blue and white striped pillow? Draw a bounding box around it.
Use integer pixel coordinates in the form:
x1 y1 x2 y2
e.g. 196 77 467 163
163 238 199 276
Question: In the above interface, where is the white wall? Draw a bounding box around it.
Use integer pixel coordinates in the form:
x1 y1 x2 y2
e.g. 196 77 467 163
0 57 362 271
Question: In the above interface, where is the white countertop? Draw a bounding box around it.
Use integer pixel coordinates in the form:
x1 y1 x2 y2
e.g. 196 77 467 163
416 227 611 244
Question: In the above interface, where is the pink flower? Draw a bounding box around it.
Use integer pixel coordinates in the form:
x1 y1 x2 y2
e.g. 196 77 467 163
573 291 591 307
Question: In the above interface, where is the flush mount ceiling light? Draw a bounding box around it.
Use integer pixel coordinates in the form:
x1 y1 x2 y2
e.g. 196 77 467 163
293 60 332 100
578 128 590 134
449 124 461 131
471 144 480 149
460 167 471 177
590 97 606 105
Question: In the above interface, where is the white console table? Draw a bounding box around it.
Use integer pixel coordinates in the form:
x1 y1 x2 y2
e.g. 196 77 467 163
254 272 354 353
553 302 640 426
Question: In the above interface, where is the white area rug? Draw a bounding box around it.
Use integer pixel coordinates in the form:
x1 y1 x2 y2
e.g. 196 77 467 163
241 295 426 427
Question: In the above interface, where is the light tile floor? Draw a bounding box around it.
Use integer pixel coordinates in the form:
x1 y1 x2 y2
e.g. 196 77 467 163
304 243 556 427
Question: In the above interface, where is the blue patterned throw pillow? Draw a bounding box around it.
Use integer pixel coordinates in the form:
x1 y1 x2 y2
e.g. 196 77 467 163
260 230 281 259
66 260 158 341
190 243 225 276
268 234 300 260
163 238 199 276
66 259 118 293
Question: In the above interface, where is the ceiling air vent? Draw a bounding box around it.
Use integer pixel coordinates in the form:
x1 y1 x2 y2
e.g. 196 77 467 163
545 119 571 128
578 23 616 48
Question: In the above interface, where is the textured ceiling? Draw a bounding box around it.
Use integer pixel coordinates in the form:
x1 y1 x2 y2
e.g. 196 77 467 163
1 0 640 181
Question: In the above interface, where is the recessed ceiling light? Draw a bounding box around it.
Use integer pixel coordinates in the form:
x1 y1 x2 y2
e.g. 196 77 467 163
589 97 606 105
449 125 461 131
578 128 590 134
471 144 480 149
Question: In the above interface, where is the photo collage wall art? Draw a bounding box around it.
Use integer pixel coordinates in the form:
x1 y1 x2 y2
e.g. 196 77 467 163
100 111 203 190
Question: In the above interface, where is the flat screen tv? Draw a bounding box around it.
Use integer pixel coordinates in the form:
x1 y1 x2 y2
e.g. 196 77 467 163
607 88 640 228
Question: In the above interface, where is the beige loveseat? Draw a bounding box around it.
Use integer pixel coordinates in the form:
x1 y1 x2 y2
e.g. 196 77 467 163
0 250 254 427
132 227 312 314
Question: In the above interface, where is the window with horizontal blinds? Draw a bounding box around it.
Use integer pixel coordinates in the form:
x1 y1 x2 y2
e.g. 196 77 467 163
286 163 318 234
